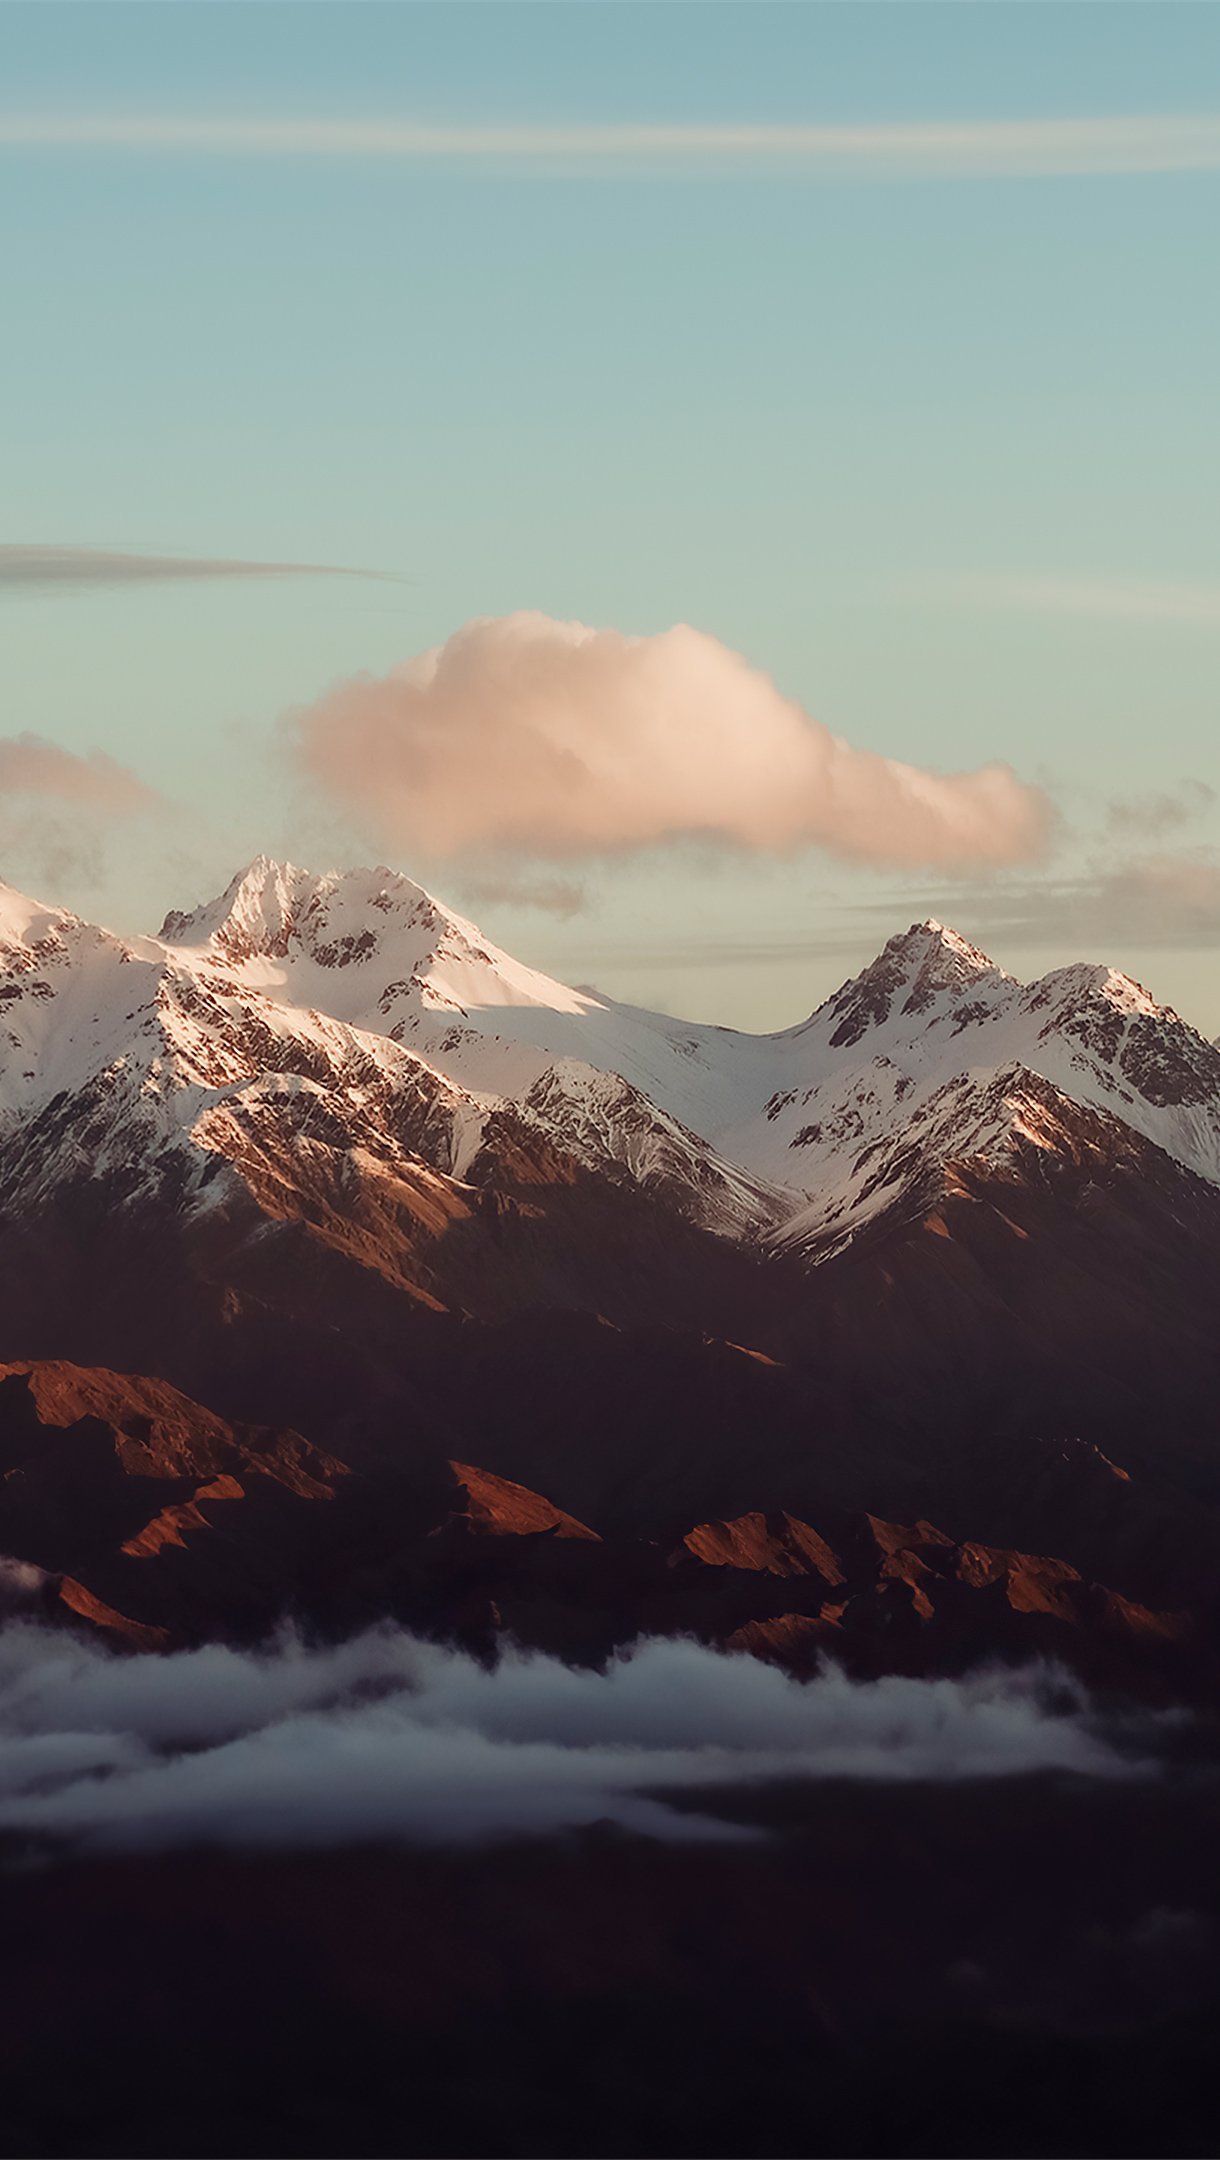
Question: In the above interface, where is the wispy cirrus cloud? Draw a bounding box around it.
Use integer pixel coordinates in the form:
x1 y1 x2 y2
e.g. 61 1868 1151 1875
855 852 1220 959
461 873 588 920
3 111 1220 178
932 574 1220 625
0 546 384 594
552 845 1220 986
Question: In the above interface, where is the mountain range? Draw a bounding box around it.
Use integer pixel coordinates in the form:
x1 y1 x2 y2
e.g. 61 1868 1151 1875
3 855 1220 1684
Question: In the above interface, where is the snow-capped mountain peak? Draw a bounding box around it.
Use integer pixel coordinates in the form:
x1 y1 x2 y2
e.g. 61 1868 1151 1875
159 857 594 1029
160 855 452 967
160 854 318 959
801 918 1009 1057
4 856 1220 1274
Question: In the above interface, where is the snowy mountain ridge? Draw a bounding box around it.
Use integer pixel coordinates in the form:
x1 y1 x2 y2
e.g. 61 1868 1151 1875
3 855 1220 1266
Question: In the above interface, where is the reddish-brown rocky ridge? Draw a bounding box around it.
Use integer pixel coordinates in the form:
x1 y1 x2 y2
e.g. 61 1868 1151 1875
0 1358 1202 1698
678 1509 843 1584
0 1360 351 1644
0 1359 344 1495
446 1460 599 1542
678 1507 1193 1690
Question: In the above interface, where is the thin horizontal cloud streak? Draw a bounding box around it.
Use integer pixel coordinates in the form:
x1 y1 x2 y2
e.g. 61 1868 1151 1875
0 1626 1152 1856
288 612 1050 873
0 545 384 593
861 853 1220 958
5 111 1220 178
1086 854 1220 940
461 873 588 919
551 854 1220 981
936 574 1220 625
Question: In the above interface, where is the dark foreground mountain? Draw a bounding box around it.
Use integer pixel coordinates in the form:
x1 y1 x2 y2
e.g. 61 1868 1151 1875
6 1774 1220 2159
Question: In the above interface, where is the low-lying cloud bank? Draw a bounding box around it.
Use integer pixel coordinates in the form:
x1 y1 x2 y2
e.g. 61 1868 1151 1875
288 613 1050 872
0 1626 1161 1855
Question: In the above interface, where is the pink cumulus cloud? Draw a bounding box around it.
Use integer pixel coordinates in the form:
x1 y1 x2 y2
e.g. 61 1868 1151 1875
288 614 1051 872
0 734 156 813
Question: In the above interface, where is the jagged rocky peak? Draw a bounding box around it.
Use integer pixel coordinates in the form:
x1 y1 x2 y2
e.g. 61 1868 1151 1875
816 918 1005 1051
158 856 464 969
891 916 996 986
160 855 312 957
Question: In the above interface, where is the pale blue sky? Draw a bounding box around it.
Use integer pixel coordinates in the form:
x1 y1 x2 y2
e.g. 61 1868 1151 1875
2 2 1219 1029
